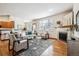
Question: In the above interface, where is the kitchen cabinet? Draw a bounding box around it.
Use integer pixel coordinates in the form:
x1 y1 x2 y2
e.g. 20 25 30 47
0 21 14 28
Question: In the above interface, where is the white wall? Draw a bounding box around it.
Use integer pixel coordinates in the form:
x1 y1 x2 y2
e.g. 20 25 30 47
25 22 32 31
73 4 79 24
34 11 72 39
73 3 79 38
12 16 25 29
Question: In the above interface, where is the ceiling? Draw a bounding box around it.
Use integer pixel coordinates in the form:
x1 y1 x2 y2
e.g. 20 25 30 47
0 3 73 22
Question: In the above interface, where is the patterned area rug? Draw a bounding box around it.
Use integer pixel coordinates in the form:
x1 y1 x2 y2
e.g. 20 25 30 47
17 38 52 56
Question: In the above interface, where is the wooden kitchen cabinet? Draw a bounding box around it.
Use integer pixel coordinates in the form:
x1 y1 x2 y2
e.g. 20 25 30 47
0 21 14 28
6 21 14 28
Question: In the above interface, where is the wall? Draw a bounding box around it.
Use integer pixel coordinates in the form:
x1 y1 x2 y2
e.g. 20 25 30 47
25 22 32 31
73 4 79 24
12 17 25 29
33 11 72 39
73 3 79 38
11 16 33 31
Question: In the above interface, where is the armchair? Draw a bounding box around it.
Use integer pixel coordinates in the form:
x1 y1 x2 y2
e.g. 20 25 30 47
9 34 29 55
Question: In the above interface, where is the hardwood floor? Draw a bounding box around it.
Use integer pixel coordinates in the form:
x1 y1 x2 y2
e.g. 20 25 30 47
68 40 79 56
1 37 79 56
52 39 67 56
41 39 67 56
0 40 10 56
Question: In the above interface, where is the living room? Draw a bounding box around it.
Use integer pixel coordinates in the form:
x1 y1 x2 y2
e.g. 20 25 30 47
0 3 79 56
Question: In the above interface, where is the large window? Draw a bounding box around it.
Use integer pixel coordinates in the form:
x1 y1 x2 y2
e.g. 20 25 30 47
38 19 51 31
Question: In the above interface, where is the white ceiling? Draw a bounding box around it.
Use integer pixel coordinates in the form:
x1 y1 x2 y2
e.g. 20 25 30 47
0 3 73 22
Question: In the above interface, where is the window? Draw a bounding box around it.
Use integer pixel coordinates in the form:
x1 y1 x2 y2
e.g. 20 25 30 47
39 19 51 31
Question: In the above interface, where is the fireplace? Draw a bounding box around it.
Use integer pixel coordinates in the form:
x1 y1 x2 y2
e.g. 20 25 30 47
59 32 67 42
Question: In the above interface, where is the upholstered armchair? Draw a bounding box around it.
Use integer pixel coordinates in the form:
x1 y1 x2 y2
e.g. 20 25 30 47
9 34 29 55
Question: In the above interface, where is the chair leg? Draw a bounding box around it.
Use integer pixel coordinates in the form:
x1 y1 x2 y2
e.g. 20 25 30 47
13 50 15 56
27 40 29 49
13 50 17 56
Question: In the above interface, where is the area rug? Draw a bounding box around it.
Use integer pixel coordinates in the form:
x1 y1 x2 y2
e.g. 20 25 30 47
17 38 52 56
